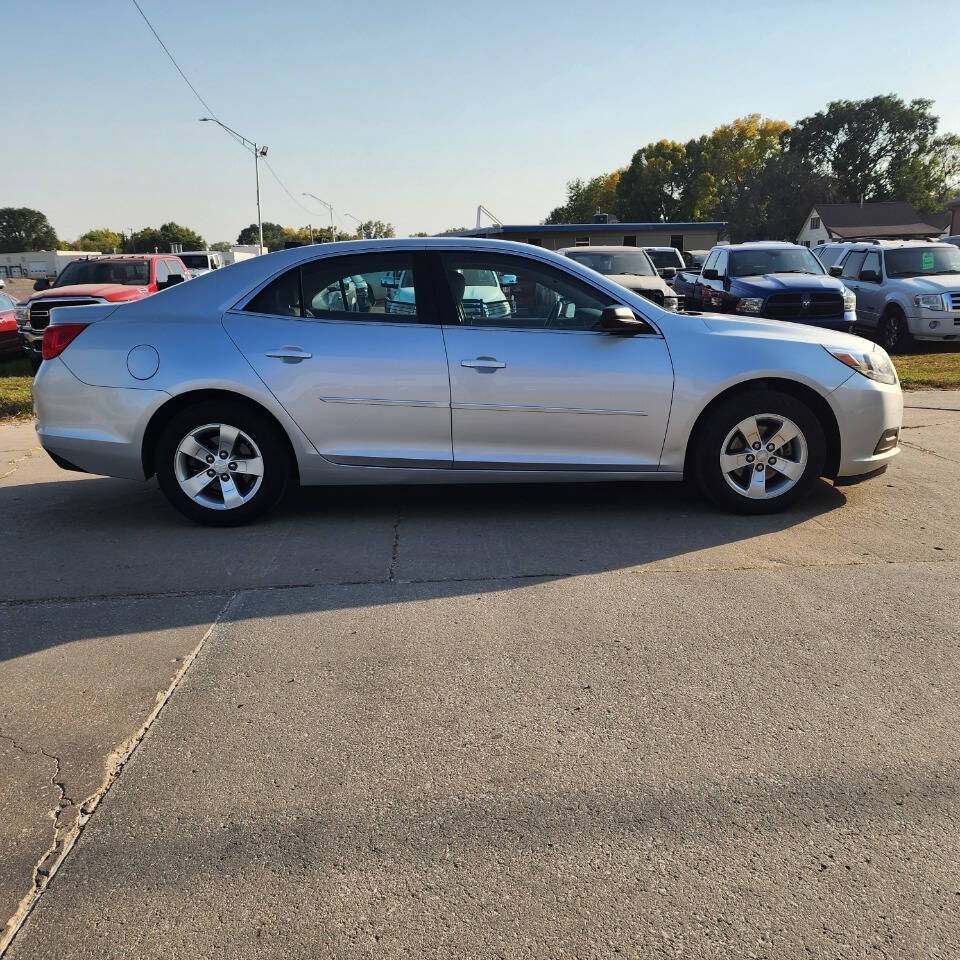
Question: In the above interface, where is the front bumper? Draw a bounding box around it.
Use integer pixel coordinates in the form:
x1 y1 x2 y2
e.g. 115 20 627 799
33 357 164 480
907 311 960 340
829 372 903 479
20 325 42 359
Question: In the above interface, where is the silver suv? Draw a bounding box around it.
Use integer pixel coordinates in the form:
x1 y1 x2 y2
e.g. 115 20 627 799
830 240 960 352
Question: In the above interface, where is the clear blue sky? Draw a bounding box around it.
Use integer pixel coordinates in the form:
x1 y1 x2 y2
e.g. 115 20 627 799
6 0 960 244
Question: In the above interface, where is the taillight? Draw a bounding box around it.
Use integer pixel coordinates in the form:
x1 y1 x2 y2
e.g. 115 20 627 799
42 323 89 360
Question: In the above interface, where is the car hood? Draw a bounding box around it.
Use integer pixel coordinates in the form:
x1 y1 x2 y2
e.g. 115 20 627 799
732 273 844 293
462 284 506 301
897 274 960 292
607 274 671 295
29 283 149 301
702 312 874 350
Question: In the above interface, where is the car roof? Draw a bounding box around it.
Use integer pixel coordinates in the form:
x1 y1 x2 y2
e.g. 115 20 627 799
721 241 804 250
641 246 681 251
557 245 649 254
841 239 954 251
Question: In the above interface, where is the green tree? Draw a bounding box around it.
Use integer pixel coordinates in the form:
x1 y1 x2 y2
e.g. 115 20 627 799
615 141 690 221
75 228 123 253
127 222 204 253
409 231 430 237
237 221 286 251
545 172 622 224
354 219 395 239
0 207 59 252
209 241 232 252
785 95 960 212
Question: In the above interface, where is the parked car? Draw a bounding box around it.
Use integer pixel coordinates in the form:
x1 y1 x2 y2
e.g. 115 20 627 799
673 242 856 332
179 251 224 277
558 246 682 311
811 242 855 270
642 246 685 281
16 254 190 369
941 235 960 249
0 291 23 359
682 249 709 271
828 240 960 351
31 238 901 525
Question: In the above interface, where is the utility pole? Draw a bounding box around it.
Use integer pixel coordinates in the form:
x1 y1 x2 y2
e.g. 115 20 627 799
303 193 334 241
200 118 268 253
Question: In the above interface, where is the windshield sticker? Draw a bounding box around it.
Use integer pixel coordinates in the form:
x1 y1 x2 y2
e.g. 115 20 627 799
922 251 935 271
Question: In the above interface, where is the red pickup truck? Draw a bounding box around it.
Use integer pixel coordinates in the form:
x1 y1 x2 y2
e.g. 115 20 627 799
17 254 190 368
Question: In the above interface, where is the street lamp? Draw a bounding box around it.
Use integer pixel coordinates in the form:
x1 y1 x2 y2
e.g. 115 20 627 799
303 193 335 240
343 212 363 237
200 118 267 253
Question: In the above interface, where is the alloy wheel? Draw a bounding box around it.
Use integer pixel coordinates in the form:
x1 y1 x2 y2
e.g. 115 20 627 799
719 413 808 500
174 422 265 510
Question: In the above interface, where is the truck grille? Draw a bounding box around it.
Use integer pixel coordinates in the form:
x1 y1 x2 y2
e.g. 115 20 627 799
763 292 844 320
28 298 99 330
949 292 960 310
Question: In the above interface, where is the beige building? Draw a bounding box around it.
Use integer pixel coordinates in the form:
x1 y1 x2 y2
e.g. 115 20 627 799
451 218 727 253
0 250 101 280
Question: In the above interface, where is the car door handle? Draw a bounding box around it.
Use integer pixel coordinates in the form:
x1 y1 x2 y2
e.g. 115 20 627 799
461 356 506 370
265 347 312 362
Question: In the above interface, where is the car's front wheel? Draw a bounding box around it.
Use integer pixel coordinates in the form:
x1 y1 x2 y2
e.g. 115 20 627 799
880 307 912 353
155 400 291 526
693 390 826 514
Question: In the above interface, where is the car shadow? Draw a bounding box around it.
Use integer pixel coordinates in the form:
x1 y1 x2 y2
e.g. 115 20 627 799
0 473 847 661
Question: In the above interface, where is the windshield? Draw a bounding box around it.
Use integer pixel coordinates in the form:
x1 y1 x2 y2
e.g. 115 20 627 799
179 254 210 270
728 248 824 277
885 246 960 278
457 268 500 287
567 251 656 277
645 249 684 269
0 292 14 310
54 259 150 287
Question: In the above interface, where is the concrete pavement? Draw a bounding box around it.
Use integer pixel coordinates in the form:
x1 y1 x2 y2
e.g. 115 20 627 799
1 393 959 957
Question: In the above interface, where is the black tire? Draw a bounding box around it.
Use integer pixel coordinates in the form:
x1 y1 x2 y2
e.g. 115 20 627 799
693 389 826 515
155 399 291 526
880 307 912 354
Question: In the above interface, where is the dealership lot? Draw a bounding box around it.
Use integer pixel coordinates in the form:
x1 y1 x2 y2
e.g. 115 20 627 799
1 393 959 956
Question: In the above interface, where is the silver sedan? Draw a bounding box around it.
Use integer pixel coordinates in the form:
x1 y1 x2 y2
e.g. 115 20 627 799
31 238 902 525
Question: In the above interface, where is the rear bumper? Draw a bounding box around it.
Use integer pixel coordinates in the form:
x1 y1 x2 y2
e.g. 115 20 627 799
829 373 903 479
33 357 164 480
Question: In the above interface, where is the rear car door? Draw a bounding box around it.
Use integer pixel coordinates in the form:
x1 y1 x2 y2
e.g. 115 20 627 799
433 251 674 470
222 251 452 467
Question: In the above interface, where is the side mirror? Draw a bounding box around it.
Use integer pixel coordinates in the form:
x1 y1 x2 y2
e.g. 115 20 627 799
500 273 518 287
701 268 719 280
828 265 843 277
661 267 677 279
600 305 644 335
33 278 51 291
859 269 880 283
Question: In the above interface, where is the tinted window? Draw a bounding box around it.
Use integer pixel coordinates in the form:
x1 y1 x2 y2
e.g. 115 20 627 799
440 253 615 331
180 254 210 270
815 246 842 268
645 249 684 269
245 255 426 322
728 247 824 277
840 251 866 280
861 251 881 279
565 250 656 277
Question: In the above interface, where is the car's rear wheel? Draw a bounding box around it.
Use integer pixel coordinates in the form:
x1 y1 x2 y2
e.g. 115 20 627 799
880 307 912 353
693 390 826 514
155 401 290 526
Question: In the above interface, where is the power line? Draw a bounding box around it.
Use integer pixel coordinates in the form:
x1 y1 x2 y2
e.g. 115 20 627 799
129 0 316 222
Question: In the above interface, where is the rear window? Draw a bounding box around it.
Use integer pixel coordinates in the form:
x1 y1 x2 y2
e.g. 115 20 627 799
645 249 684 269
54 259 150 287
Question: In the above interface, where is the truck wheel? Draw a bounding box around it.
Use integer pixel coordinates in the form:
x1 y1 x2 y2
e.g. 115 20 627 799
693 390 826 515
155 400 291 526
880 307 912 354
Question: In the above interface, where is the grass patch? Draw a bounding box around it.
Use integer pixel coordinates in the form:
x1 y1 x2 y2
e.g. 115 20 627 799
892 345 960 390
0 356 35 420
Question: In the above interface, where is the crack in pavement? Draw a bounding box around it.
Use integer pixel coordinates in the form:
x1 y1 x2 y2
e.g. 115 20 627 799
0 592 242 958
0 445 41 483
388 515 402 583
900 438 960 465
0 554 956 612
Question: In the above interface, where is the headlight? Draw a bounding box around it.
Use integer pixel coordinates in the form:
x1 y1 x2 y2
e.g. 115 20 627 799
736 297 764 314
914 294 945 311
663 296 679 311
824 345 897 385
15 305 28 325
842 287 856 311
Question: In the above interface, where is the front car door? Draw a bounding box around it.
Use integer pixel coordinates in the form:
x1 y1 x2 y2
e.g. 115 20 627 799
839 249 867 326
855 250 884 329
222 251 452 467
433 250 674 470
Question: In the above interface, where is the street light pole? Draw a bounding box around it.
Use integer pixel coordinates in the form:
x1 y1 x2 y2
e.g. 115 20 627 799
343 212 363 238
200 118 268 253
302 193 334 241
